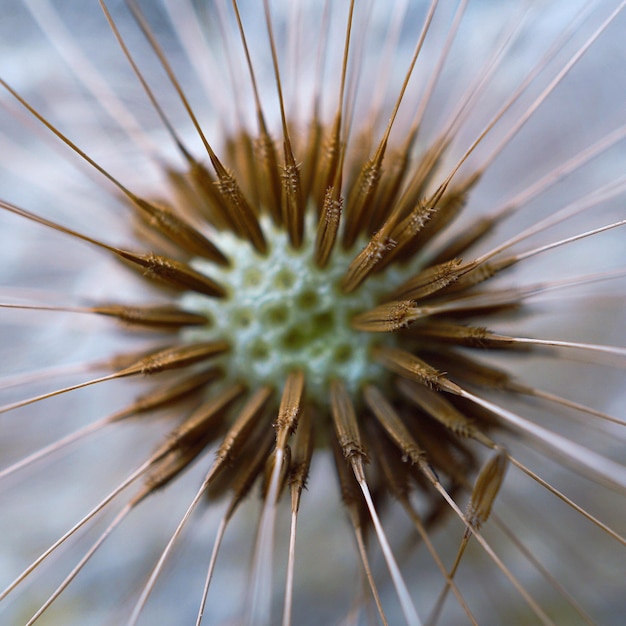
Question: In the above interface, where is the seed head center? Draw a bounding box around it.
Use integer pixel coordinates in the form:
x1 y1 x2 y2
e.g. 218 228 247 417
181 216 416 401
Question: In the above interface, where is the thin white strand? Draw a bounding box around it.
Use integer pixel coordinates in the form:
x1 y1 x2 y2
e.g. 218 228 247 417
501 335 626 357
195 512 231 626
352 522 388 626
497 122 626 218
430 482 554 625
514 385 626 427
281 509 299 626
459 389 626 492
492 512 595 626
504 454 626 547
510 219 626 264
441 0 626 192
0 416 111 480
0 459 152 602
357 473 422 626
430 268 626 314
127 480 209 626
437 1 534 147
480 0 626 172
0 360 98 392
0 372 119 415
23 0 157 156
368 0 411 129
26 503 134 625
245 446 284 626
411 0 468 130
162 0 231 120
474 177 626 264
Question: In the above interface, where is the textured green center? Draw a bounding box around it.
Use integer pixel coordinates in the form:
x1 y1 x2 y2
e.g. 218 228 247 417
181 215 419 401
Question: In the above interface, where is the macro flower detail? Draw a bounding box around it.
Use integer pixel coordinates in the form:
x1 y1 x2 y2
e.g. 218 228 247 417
1 1 625 625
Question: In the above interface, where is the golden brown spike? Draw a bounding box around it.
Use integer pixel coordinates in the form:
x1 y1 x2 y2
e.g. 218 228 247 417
343 0 440 248
300 117 324 202
314 187 343 268
281 151 305 248
114 250 227 298
215 386 274 465
388 258 464 301
428 215 500 266
101 345 169 372
330 440 389 626
106 0 250 265
288 408 314 507
409 321 494 348
262 0 305 247
282 409 314 626
229 0 284 225
395 174 480 265
135 384 245 502
368 147 411 232
126 0 267 253
3 205 192 306
161 384 245 453
313 116 343 210
117 341 229 378
206 424 273 504
228 429 276 506
225 129 261 208
341 230 397 293
187 160 239 231
130 197 230 263
248 372 299 621
351 300 422 332
133 445 206 506
372 346 461 394
0 338 219 417
1 73 228 265
466 447 508 532
91 304 208 329
363 385 426 466
387 138 448 227
388 201 436 250
343 154 384 248
275 370 306 448
253 128 284 226
438 261 500 294
212 164 268 254
110 367 223 422
395 378 487 443
427 446 509 626
330 379 368 467
408 424 476 489
313 0 355 208
367 423 411 503
423 349 513 390
332 382 423 624
382 143 468 266
331 437 364 516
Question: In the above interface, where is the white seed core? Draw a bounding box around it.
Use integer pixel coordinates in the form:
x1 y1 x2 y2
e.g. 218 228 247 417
181 216 422 401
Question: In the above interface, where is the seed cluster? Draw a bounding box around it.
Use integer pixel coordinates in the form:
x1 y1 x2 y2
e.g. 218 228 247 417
1 1 625 624
182 214 425 399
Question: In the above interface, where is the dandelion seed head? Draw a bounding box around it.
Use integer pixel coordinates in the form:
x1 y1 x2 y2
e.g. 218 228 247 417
182 213 423 400
1 1 626 624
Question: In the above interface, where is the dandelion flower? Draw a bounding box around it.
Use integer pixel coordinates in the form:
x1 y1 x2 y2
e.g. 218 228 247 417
1 1 625 624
